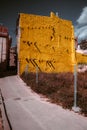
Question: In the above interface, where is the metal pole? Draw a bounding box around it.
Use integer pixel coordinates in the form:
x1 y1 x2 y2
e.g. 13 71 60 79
25 64 29 80
74 64 77 107
36 66 38 84
72 64 80 112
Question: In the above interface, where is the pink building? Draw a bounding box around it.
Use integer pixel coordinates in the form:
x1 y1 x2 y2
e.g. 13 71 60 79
0 24 11 71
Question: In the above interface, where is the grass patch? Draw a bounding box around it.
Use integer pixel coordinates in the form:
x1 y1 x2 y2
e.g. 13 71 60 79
21 72 87 116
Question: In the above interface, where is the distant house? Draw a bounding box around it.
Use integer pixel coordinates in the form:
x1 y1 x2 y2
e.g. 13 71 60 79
0 24 11 71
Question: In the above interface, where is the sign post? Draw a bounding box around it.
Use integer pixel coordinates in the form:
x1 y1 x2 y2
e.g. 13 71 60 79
36 66 38 84
25 64 29 80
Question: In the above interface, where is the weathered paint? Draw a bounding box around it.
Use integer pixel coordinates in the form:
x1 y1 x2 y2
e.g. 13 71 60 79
0 25 8 37
17 12 76 75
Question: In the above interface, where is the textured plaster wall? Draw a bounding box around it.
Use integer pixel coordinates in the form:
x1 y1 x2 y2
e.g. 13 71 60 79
17 12 76 75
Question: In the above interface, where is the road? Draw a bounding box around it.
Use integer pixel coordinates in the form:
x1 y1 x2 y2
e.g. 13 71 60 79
0 75 87 130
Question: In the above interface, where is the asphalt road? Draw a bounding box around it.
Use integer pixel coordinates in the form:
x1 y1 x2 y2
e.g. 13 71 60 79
0 75 87 130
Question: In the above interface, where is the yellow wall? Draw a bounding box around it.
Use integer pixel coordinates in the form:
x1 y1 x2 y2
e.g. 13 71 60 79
76 52 87 64
17 12 76 75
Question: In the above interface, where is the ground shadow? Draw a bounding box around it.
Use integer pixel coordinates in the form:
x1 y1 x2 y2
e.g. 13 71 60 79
0 66 17 78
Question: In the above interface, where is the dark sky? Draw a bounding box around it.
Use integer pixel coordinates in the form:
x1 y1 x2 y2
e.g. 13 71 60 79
0 0 87 45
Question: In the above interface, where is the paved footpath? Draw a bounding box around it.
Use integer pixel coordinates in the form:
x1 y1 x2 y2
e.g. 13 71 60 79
0 75 87 130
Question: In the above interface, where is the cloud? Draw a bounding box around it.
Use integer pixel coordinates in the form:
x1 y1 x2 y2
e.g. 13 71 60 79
77 7 87 24
75 6 87 43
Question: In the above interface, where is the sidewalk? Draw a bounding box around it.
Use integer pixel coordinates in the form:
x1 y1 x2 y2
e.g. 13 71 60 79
0 75 87 130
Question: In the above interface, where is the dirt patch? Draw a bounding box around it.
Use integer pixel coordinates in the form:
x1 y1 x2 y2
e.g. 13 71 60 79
21 72 87 117
0 108 4 130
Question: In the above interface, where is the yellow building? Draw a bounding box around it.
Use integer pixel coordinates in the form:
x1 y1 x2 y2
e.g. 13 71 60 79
16 12 77 75
76 50 87 64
